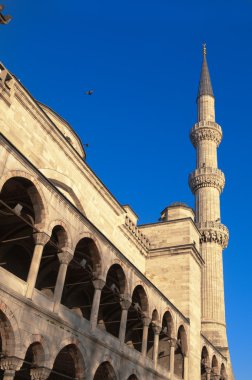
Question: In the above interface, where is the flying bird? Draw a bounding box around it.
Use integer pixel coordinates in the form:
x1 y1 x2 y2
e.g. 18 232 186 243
0 5 12 24
85 89 95 96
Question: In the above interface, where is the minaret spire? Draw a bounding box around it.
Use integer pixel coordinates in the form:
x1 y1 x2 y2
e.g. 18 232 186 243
189 47 233 378
197 43 214 99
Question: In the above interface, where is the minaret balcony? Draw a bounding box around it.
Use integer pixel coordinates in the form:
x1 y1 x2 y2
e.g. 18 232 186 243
197 221 229 249
190 121 222 147
189 167 225 193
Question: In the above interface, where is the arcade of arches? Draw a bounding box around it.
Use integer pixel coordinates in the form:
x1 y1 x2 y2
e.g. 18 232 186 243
0 177 228 379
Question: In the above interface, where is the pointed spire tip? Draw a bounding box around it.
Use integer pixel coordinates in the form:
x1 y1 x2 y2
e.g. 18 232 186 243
203 43 207 57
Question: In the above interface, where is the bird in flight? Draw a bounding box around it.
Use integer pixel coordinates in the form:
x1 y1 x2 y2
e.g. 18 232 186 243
85 89 95 96
0 5 12 24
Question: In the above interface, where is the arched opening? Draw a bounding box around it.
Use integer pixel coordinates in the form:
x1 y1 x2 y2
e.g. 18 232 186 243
48 344 85 380
0 309 15 358
35 226 68 298
14 342 44 379
127 375 139 380
125 285 148 352
174 325 187 379
93 361 117 380
97 264 126 337
0 177 43 281
157 311 174 369
0 332 4 378
201 346 210 379
211 355 219 380
220 363 227 380
61 238 101 320
146 309 159 360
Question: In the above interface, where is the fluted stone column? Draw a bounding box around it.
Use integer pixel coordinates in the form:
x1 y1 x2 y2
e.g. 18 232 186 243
189 47 229 349
26 232 50 299
30 367 51 380
0 357 23 380
90 278 105 330
119 294 132 344
53 249 73 313
141 317 151 356
152 325 162 369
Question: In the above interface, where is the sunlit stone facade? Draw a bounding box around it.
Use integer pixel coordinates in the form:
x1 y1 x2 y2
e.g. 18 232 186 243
0 51 233 380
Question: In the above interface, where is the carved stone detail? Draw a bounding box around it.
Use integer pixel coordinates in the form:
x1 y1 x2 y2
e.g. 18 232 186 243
57 249 73 265
190 121 222 147
30 367 51 380
120 294 132 310
125 216 150 249
189 167 225 193
33 232 50 246
0 356 23 371
197 222 229 249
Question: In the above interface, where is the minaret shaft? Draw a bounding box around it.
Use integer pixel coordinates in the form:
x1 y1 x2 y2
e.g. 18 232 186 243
189 51 229 350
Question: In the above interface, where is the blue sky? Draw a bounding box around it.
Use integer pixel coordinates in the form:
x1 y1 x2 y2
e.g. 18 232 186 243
1 1 251 377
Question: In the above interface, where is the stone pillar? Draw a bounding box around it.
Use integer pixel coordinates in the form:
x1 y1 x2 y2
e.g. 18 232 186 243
53 249 73 313
119 294 132 344
0 357 23 380
30 367 51 380
206 367 211 380
26 232 50 299
152 325 162 369
141 317 151 356
90 278 105 331
169 338 176 378
183 355 189 380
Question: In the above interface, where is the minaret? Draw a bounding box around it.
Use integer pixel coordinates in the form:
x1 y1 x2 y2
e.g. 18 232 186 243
189 45 229 351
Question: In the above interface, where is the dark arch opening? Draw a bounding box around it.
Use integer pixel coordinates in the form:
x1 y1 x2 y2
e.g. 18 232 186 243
14 342 44 380
0 177 43 281
0 333 3 378
201 346 209 379
93 361 117 380
125 285 148 352
61 238 101 320
157 311 174 369
48 344 84 380
127 376 139 380
35 225 67 298
220 363 227 380
211 355 218 380
97 264 126 337
174 325 187 379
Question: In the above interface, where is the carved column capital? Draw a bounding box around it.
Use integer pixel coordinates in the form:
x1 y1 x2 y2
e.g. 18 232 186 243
33 232 50 246
152 323 162 335
57 249 73 265
142 317 151 327
92 278 106 290
120 294 132 310
30 367 51 380
0 356 23 371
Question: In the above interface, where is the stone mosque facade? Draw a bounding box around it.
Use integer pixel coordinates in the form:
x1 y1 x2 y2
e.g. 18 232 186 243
0 48 234 380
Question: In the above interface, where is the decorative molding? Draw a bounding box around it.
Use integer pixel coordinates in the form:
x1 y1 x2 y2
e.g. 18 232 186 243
189 167 225 193
125 216 150 250
190 121 222 147
197 222 229 249
0 356 23 371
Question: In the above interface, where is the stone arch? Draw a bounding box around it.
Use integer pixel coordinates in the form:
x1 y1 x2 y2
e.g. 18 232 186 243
174 325 188 379
157 310 175 370
125 284 149 352
48 338 86 380
220 363 227 380
201 346 210 379
22 334 50 366
75 231 103 275
127 375 139 380
93 361 117 380
0 175 47 281
98 263 128 337
0 301 21 357
14 341 46 379
35 224 71 298
211 355 219 378
47 219 73 249
61 235 102 320
0 170 47 227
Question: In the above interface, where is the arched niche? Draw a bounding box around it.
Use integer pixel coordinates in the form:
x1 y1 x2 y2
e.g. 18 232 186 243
93 361 117 380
